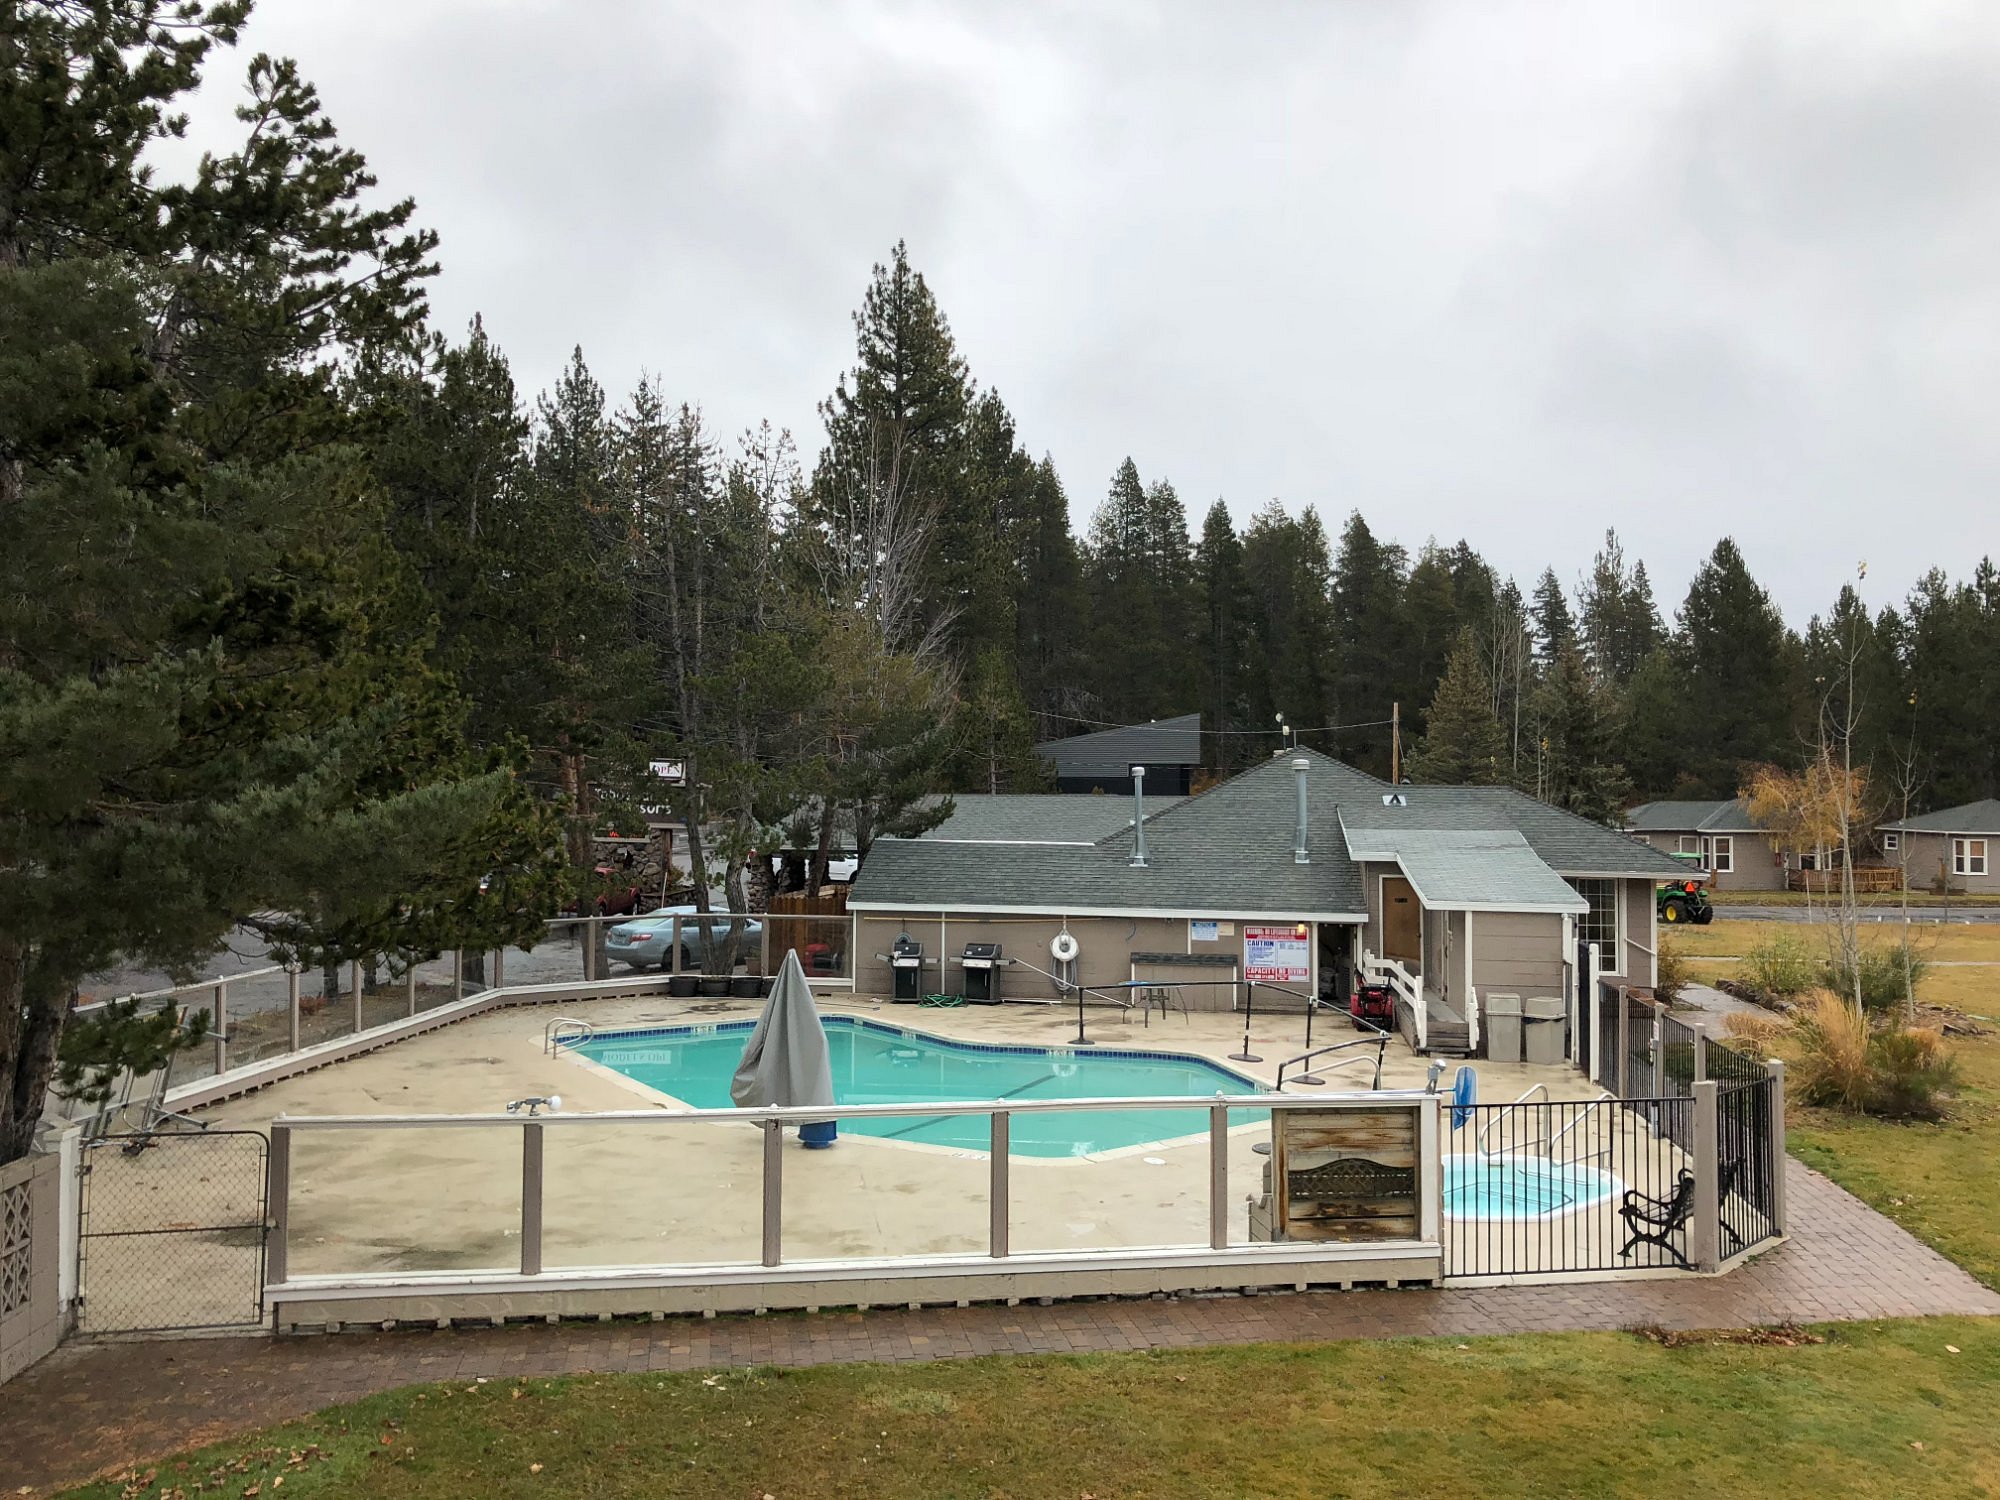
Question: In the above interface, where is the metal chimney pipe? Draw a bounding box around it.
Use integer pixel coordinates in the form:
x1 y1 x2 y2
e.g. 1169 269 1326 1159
1130 764 1149 868
1292 756 1311 865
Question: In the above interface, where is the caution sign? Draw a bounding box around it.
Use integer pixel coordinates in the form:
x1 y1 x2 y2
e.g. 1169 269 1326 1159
1244 924 1310 983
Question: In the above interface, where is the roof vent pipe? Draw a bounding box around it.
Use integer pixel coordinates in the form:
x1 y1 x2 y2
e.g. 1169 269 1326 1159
1292 756 1311 865
1129 764 1149 868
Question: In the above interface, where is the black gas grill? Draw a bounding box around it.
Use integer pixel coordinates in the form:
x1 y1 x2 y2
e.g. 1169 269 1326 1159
960 942 1003 1004
890 935 925 1002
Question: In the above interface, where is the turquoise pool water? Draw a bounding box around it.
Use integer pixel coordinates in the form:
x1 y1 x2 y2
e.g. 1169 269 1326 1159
575 1017 1267 1158
1443 1153 1623 1219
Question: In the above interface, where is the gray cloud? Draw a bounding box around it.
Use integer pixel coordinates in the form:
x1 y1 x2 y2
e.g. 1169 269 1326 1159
180 0 2000 622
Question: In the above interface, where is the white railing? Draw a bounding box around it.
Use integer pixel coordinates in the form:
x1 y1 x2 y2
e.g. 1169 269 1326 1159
265 1090 1444 1307
1363 952 1427 1051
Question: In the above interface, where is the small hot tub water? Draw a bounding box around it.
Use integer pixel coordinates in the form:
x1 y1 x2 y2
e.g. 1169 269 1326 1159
1443 1152 1623 1220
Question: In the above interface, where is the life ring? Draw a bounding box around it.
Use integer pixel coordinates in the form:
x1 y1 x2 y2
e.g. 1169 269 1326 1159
1050 931 1080 964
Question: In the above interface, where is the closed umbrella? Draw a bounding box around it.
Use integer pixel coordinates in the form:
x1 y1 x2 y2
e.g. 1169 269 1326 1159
729 950 837 1148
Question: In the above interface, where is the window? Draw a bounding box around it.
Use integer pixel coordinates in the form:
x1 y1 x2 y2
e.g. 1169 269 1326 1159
1955 838 1989 877
1677 835 1700 855
1573 878 1620 954
1709 836 1734 874
1883 831 1900 853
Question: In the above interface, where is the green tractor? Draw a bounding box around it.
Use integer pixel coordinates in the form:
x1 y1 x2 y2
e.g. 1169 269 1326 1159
1658 854 1713 925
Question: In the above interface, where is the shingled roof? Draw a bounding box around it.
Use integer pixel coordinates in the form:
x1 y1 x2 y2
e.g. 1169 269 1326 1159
851 750 1682 917
1624 798 1764 835
1034 713 1202 778
1879 798 2000 835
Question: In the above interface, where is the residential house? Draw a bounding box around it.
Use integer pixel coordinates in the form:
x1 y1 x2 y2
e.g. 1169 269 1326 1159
1877 799 2000 895
849 750 1685 1056
1623 799 1787 891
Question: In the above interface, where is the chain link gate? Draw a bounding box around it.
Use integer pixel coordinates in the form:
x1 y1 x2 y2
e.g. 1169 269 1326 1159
78 1130 270 1334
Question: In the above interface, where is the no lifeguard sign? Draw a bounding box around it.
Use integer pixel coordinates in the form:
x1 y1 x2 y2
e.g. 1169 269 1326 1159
1244 924 1310 983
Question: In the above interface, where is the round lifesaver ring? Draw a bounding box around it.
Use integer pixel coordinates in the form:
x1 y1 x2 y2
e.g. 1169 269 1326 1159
1050 931 1080 964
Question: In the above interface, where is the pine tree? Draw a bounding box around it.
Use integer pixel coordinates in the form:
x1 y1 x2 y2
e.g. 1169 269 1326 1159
1080 459 1194 722
1532 567 1576 664
1328 511 1408 773
1675 538 1800 795
1011 457 1085 737
1194 500 1249 768
1239 502 1335 758
1408 629 1508 785
809 241 979 661
1530 645 1633 823
0 4 552 1162
1578 529 1661 684
1902 562 2000 806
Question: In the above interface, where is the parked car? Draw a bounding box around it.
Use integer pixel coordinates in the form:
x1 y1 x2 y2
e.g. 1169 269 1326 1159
607 906 763 971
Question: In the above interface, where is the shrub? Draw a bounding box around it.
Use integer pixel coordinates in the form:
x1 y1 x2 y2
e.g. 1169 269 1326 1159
1785 988 1960 1119
1789 990 1873 1112
1654 941 1690 1008
1824 941 1930 1014
1867 1025 1958 1119
1721 1010 1789 1054
1739 932 1817 1003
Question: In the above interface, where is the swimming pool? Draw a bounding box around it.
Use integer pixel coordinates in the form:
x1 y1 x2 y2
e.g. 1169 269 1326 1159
572 1016 1267 1158
1444 1152 1623 1220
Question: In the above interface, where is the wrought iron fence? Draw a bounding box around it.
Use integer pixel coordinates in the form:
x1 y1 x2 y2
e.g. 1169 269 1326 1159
1716 1076 1779 1256
1705 1037 1767 1087
1443 1095 1696 1278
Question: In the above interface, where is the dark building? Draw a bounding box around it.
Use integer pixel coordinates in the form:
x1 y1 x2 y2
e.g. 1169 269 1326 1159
1034 712 1202 795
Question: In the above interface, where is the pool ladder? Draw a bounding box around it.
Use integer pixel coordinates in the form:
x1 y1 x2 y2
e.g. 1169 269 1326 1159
1476 1084 1618 1164
545 1017 595 1055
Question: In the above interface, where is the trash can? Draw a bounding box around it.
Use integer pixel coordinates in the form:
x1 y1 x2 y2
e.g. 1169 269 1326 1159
1484 993 1523 1064
1522 995 1566 1066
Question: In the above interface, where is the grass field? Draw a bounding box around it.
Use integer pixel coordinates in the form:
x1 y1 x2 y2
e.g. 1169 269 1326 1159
1711 889 2000 907
56 1319 2000 1500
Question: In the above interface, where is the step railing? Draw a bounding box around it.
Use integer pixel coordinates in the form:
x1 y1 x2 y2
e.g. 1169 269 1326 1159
1274 1035 1389 1091
1362 952 1427 1051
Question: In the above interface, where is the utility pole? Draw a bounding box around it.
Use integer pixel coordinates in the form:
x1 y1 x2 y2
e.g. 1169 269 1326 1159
1390 702 1402 783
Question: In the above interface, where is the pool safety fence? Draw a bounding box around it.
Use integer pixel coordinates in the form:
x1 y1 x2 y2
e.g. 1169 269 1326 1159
1445 1065 1785 1281
263 1092 1447 1328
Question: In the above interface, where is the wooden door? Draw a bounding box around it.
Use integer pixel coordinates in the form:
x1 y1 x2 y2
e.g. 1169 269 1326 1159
1380 877 1421 964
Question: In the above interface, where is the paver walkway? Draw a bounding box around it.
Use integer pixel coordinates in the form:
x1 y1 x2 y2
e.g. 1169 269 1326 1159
7 1158 1997 1494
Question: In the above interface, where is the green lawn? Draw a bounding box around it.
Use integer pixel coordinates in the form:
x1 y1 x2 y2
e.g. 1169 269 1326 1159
1710 889 2000 907
58 1319 2000 1500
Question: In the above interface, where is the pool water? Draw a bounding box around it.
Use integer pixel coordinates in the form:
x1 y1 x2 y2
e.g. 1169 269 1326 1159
574 1017 1266 1158
1444 1152 1623 1219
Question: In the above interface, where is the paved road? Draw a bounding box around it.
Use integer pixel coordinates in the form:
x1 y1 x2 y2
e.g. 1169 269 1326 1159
1717 905 2000 924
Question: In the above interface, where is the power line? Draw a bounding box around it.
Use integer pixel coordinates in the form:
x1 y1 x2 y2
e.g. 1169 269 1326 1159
1037 711 1397 737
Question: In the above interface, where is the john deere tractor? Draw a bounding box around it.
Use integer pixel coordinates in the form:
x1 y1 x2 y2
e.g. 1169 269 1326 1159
1658 855 1713 925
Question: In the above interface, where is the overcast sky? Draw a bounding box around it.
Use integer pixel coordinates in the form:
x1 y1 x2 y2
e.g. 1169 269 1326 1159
178 0 1999 624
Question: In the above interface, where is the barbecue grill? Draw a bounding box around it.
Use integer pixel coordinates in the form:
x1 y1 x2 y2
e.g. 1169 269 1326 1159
890 935 925 1002
960 941 1003 1004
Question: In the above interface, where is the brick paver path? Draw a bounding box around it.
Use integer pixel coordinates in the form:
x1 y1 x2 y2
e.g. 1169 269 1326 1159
7 1158 1997 1493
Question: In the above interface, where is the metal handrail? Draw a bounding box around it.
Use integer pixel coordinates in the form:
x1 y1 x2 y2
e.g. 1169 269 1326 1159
1274 1035 1388 1090
1547 1091 1619 1163
1475 1083 1550 1156
544 1017 595 1055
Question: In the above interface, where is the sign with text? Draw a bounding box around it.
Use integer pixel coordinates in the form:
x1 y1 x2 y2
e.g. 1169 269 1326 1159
1189 920 1219 943
1244 924 1310 983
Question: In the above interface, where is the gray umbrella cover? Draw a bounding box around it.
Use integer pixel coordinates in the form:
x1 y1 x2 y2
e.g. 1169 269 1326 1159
729 950 836 1114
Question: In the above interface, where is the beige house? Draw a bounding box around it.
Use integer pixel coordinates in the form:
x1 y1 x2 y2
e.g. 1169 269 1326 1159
1877 799 2000 895
849 751 1685 1058
1623 799 1788 892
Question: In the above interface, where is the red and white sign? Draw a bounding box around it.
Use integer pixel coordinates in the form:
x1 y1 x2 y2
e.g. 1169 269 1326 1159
1244 924 1310 983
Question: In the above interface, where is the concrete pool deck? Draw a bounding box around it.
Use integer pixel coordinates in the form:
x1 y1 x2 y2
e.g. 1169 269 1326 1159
180 993 1602 1280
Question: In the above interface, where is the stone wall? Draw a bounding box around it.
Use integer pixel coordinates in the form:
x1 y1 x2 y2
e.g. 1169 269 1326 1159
0 1150 64 1384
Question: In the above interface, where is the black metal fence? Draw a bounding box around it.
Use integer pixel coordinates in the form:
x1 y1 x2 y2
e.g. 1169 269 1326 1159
1717 1076 1779 1255
1444 1095 1695 1277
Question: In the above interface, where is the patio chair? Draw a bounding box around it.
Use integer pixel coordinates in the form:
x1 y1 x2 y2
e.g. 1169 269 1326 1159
1618 1168 1696 1269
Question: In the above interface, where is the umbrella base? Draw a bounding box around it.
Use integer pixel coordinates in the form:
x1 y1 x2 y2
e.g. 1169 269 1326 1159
800 1120 838 1149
